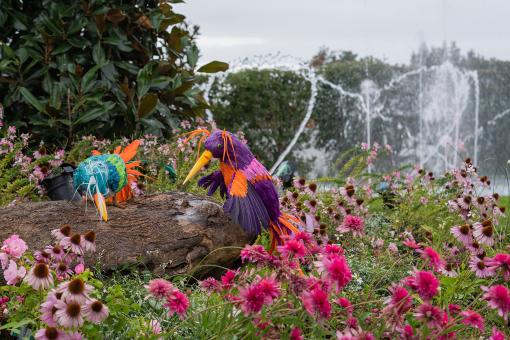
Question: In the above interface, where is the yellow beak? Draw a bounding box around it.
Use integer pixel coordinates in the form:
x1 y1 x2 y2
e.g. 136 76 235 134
183 150 213 184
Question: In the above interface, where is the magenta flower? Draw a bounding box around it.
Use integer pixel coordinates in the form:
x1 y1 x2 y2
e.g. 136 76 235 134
489 327 506 340
336 297 353 315
323 244 344 256
414 303 443 329
257 277 280 303
482 285 510 321
487 253 510 281
145 279 174 299
239 283 265 315
402 238 421 249
319 254 352 292
337 215 364 237
278 239 306 259
403 270 439 301
1 234 28 258
460 309 484 331
383 285 413 316
301 287 331 319
290 327 303 340
240 244 269 264
418 247 445 272
164 290 189 318
220 270 237 290
199 277 221 292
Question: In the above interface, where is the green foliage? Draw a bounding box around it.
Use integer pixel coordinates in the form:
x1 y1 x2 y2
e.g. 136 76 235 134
0 0 225 145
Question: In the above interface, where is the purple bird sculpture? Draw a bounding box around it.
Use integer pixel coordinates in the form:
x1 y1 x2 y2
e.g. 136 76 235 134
183 129 300 252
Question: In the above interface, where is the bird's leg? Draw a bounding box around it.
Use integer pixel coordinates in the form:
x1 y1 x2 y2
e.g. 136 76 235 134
113 196 126 209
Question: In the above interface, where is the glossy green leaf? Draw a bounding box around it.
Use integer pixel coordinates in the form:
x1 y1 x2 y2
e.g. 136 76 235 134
197 61 229 73
19 87 46 113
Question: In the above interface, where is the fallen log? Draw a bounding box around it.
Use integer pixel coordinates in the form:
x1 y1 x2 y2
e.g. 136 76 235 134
0 192 252 278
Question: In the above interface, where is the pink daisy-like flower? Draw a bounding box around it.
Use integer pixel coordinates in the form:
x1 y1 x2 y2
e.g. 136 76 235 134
220 270 237 290
64 331 84 340
293 177 306 190
34 250 52 264
239 283 265 315
278 239 307 259
257 277 280 303
473 221 495 246
34 327 65 340
402 238 421 249
240 244 268 264
39 294 59 327
450 224 472 244
164 290 189 318
336 297 353 314
24 263 53 290
51 225 72 241
482 285 510 321
441 263 458 277
487 253 510 281
383 285 413 316
319 254 352 292
199 277 221 292
417 247 445 272
301 287 331 319
145 279 174 299
468 256 495 278
58 278 93 303
4 260 26 286
60 234 84 255
82 231 96 252
460 309 484 331
45 245 64 261
290 327 303 340
55 300 84 328
489 327 506 340
403 270 439 301
54 262 74 280
337 215 364 237
84 299 109 324
414 303 443 329
1 234 28 258
466 240 484 255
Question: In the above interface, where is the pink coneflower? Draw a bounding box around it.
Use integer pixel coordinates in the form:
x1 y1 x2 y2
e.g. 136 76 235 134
473 221 495 246
239 282 265 315
293 178 306 190
82 231 96 252
460 309 484 331
51 225 72 241
487 253 510 281
319 254 352 292
414 303 443 329
84 299 109 324
290 327 304 340
383 285 413 316
199 277 221 292
58 278 92 303
64 332 84 340
55 300 84 328
301 287 331 319
466 240 484 255
1 234 28 258
54 262 73 279
145 278 174 299
441 263 458 277
402 238 421 250
468 256 495 278
164 290 189 318
336 297 353 315
34 327 65 340
482 285 510 321
257 277 280 303
46 245 64 261
450 224 472 244
60 234 84 255
489 327 506 340
403 270 439 301
4 260 26 285
220 270 237 290
240 244 269 264
417 247 445 272
34 250 52 263
278 239 307 259
337 215 364 237
25 263 53 290
39 294 58 327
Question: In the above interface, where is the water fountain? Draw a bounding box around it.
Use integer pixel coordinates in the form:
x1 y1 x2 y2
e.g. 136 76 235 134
201 54 481 176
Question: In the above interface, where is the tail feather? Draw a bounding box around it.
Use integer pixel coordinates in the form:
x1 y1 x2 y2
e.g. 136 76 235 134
268 213 301 253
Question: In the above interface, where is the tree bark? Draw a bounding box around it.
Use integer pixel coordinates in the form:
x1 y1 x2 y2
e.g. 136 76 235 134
0 192 252 278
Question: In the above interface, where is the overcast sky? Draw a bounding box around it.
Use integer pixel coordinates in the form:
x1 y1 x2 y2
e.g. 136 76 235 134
178 0 510 65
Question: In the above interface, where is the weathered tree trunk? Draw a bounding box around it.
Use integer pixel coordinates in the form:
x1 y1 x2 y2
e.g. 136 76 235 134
0 192 252 278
